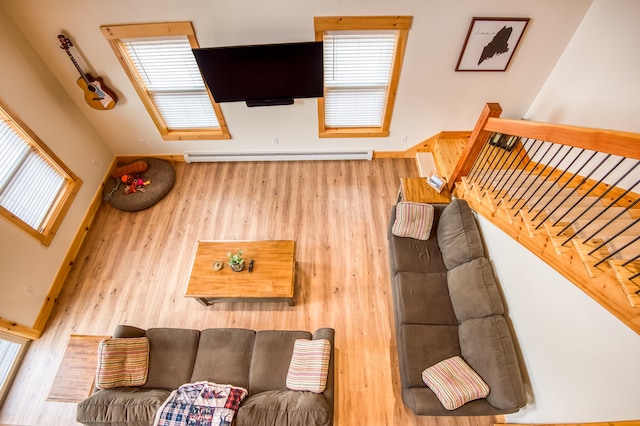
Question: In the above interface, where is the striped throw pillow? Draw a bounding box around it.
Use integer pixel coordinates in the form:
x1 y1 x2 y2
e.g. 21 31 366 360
392 202 435 240
286 338 331 393
95 337 149 389
421 356 490 410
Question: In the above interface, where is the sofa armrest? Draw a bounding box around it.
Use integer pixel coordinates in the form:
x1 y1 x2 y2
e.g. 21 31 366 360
113 325 146 338
313 328 335 419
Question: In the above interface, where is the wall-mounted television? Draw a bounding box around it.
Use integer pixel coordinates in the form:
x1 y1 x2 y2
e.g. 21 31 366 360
193 41 323 107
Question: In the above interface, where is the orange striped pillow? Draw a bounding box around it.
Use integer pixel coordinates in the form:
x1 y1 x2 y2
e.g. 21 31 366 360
392 202 435 240
286 339 331 393
421 356 490 410
95 337 149 390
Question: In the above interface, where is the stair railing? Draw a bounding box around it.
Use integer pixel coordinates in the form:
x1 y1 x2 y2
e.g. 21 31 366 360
449 103 640 311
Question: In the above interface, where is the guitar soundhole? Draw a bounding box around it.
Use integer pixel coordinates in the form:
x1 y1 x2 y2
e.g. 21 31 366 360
87 85 96 93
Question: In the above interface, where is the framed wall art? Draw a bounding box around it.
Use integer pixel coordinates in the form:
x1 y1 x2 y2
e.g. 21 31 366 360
455 17 530 72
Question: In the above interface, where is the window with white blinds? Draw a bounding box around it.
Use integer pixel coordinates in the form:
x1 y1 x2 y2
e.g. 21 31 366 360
122 37 219 130
323 32 397 128
0 100 80 245
314 16 412 138
101 22 230 140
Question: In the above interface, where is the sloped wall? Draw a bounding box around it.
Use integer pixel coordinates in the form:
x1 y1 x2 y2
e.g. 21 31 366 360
0 8 113 328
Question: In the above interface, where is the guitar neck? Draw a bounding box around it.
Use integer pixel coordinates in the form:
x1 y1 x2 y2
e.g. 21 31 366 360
64 49 90 85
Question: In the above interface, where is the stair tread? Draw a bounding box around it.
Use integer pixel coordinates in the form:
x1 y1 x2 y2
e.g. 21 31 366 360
605 236 640 261
526 196 602 211
574 219 640 239
547 205 630 223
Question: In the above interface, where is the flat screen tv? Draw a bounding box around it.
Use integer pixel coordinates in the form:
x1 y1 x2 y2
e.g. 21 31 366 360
193 41 323 107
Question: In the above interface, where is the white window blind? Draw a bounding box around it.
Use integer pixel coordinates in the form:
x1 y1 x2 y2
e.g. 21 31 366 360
0 120 65 231
323 31 397 128
122 37 220 129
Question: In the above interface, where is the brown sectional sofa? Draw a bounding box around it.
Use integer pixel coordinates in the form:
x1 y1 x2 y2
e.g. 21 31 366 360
77 325 334 425
388 198 526 415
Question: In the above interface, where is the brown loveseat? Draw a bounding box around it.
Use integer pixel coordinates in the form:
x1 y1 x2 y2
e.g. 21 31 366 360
388 198 526 415
77 325 335 425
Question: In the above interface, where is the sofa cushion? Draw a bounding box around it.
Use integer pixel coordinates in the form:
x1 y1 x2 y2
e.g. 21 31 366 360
236 390 332 426
421 355 490 410
286 338 331 393
448 258 504 322
249 330 312 394
459 316 526 410
436 199 485 270
95 337 149 389
394 272 457 325
142 328 200 390
191 328 255 389
76 387 170 425
396 324 460 388
392 202 435 240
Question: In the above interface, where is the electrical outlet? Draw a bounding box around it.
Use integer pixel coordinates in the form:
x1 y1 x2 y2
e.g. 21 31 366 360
272 137 278 145
401 135 408 144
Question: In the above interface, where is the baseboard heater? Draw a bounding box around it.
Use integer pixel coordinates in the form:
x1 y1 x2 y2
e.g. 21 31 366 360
183 150 373 163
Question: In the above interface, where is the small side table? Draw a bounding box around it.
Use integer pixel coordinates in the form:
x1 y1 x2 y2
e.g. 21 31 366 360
47 334 109 402
399 177 452 204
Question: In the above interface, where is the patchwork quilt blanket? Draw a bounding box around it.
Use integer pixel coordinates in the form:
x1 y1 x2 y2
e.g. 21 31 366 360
154 381 248 426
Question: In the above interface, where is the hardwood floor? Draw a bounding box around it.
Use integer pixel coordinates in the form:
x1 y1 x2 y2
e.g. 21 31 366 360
0 159 499 426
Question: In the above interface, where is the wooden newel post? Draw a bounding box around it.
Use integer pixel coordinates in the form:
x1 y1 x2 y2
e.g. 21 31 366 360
447 103 502 191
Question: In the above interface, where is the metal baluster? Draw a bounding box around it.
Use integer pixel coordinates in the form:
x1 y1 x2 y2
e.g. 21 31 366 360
494 138 535 195
560 162 640 244
505 140 548 203
529 147 586 217
593 234 640 267
511 143 566 211
551 156 625 225
480 135 512 191
508 141 556 208
469 136 495 183
551 154 612 226
491 138 531 194
467 136 488 182
581 200 640 243
532 150 600 224
526 145 575 212
476 134 503 187
622 253 639 267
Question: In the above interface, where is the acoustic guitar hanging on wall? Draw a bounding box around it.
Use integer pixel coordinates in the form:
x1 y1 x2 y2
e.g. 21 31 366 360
58 34 117 110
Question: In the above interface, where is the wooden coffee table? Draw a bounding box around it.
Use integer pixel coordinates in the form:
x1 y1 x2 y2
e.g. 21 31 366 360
184 240 296 306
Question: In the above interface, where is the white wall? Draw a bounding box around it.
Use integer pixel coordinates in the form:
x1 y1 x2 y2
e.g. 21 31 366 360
526 0 640 133
1 0 591 157
0 8 113 327
477 216 640 422
481 4 640 421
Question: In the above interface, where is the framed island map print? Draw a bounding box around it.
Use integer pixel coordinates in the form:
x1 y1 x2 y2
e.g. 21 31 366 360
456 17 529 71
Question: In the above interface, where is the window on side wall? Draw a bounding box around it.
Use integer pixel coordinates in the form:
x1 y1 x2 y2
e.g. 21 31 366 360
314 16 412 138
0 99 82 246
101 22 230 141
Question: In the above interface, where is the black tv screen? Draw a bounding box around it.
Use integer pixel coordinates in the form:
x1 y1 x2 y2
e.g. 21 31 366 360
193 41 323 107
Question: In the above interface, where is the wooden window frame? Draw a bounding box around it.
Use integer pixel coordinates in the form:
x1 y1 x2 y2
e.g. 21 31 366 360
314 16 412 138
101 22 230 141
0 99 82 246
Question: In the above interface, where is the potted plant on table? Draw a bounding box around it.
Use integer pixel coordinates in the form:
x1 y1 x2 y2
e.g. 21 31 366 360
227 250 244 272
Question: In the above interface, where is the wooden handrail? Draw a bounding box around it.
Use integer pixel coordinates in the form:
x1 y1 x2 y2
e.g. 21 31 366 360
448 103 502 190
449 103 640 190
484 117 640 160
